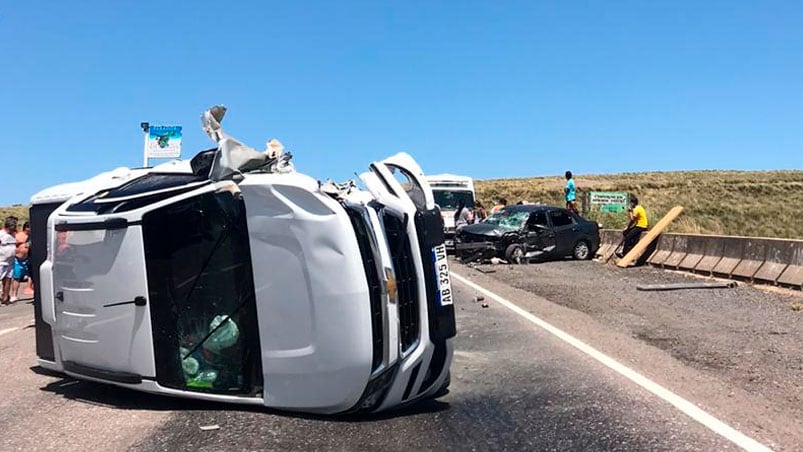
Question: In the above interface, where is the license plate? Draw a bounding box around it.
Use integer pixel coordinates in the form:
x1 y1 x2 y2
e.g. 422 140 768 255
432 243 453 306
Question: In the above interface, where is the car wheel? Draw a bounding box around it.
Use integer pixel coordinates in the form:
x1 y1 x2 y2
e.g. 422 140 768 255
505 244 526 264
572 240 591 260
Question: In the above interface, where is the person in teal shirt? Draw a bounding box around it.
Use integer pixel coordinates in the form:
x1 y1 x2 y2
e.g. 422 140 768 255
564 171 577 213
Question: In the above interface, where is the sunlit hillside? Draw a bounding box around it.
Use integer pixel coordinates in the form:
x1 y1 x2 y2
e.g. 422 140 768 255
475 170 803 239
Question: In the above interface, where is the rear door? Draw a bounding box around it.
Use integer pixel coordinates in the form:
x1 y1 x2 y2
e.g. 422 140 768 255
549 208 579 256
52 219 155 382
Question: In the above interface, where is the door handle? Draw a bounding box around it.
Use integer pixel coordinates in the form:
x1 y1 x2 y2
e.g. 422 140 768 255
104 296 147 308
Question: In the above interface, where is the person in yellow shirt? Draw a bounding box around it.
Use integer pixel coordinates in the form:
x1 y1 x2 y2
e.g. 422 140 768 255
618 196 649 257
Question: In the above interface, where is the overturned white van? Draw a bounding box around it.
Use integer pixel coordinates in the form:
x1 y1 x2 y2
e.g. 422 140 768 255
29 106 456 414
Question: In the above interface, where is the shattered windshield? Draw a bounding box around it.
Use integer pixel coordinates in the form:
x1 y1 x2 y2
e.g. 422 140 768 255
485 210 529 231
433 190 475 210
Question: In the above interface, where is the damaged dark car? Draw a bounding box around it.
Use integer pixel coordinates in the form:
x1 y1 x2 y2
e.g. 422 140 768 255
455 205 600 264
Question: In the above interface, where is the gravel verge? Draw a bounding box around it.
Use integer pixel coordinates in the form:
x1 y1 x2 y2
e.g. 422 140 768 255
462 259 803 421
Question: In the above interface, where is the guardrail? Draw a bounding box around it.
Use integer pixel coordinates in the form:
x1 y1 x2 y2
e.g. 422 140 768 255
596 230 803 290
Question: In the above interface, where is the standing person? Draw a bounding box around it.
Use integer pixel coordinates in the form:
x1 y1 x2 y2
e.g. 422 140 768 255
0 217 17 305
490 198 507 215
617 196 649 258
11 221 31 302
564 171 578 213
454 199 473 230
473 201 487 223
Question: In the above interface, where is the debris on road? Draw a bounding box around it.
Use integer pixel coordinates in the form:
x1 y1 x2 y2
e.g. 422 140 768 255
474 295 485 303
199 424 221 431
481 302 490 308
636 281 736 291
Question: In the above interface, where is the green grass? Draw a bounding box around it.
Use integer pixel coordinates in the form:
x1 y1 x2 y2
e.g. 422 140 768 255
476 170 803 239
3 170 802 239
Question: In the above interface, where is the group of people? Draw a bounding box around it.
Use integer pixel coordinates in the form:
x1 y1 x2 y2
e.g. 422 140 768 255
453 195 517 230
0 216 32 305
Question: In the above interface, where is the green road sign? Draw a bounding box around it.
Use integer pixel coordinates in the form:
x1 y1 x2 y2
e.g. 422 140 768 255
589 191 628 213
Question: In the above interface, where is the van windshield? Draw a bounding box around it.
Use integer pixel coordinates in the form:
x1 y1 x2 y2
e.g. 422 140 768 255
433 190 475 210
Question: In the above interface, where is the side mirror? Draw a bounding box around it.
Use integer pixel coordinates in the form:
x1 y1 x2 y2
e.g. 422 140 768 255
201 105 228 142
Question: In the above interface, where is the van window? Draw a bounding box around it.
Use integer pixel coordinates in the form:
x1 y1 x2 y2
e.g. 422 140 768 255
432 191 474 210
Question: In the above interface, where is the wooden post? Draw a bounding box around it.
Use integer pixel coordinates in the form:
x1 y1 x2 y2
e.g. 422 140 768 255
616 205 684 268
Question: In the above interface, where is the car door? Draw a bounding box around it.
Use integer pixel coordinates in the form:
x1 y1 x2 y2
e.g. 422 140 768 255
524 210 556 254
549 208 579 256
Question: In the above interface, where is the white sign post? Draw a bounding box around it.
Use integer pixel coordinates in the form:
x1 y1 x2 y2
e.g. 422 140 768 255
142 123 182 167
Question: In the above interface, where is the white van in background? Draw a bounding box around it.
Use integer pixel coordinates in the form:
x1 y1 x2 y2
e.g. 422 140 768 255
425 174 475 250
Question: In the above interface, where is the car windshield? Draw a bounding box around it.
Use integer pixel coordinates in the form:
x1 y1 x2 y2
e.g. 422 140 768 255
433 190 474 209
485 210 529 231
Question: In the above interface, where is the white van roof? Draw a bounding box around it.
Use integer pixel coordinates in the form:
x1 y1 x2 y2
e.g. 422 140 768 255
425 174 474 191
30 160 193 205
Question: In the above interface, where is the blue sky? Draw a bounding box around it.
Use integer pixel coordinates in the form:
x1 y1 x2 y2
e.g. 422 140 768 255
2 1 802 205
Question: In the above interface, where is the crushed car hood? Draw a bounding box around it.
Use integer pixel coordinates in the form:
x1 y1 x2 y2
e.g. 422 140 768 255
460 223 504 237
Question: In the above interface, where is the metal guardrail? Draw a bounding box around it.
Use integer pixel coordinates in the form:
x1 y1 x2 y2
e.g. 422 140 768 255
596 230 803 290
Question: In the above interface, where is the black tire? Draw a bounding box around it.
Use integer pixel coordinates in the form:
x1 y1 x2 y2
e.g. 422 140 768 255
505 244 526 264
572 240 591 260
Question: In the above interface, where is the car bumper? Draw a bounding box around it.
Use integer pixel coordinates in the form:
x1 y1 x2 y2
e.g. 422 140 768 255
454 240 502 261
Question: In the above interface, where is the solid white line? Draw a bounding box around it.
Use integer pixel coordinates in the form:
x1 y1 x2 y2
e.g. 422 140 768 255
0 327 19 337
452 272 773 452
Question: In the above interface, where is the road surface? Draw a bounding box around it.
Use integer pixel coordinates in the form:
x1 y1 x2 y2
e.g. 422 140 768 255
0 261 793 450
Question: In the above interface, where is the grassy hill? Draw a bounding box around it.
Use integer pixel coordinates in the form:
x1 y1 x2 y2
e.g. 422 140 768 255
2 170 802 239
476 170 803 239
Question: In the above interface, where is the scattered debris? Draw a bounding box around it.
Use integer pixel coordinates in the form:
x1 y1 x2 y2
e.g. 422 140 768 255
199 424 221 431
636 281 737 291
476 295 485 302
481 302 490 308
490 257 507 265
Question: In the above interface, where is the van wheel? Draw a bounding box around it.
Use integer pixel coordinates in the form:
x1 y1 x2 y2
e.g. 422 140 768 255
572 240 591 260
505 244 526 264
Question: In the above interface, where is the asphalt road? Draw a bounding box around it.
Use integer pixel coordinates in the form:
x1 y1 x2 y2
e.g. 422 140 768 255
130 281 736 451
1 271 778 451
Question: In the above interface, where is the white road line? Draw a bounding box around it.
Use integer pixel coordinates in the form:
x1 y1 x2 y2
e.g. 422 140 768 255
452 272 773 452
0 327 19 337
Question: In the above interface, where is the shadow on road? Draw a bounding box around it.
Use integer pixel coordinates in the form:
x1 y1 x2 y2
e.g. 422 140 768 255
32 365 451 420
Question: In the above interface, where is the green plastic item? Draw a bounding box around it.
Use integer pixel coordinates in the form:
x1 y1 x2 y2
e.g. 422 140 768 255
204 315 239 353
186 370 218 388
